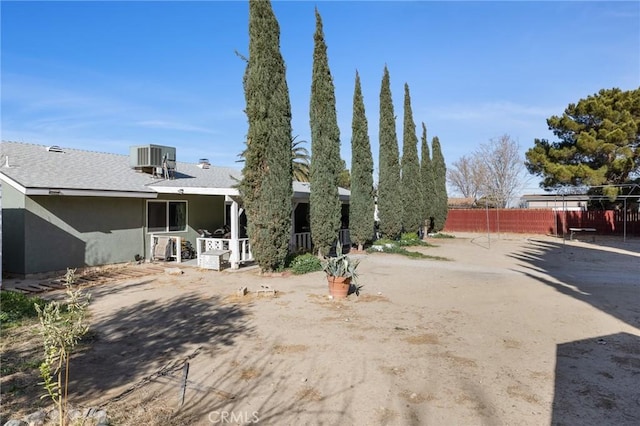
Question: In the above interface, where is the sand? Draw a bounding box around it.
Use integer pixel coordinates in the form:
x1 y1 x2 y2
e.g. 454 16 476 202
10 233 640 425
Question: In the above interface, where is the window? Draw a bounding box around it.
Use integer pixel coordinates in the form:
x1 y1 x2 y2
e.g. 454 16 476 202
147 201 187 233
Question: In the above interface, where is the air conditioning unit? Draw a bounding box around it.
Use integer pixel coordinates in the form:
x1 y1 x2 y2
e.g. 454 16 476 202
130 145 176 168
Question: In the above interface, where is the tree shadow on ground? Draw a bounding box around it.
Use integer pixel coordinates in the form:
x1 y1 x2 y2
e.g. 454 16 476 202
69 293 253 404
103 332 365 425
509 239 640 425
553 332 640 425
508 238 640 328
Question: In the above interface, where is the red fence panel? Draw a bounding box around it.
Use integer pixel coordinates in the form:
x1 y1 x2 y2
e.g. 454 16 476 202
444 209 640 236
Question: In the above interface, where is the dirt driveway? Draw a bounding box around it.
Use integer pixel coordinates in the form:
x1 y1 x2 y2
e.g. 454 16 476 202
9 233 640 425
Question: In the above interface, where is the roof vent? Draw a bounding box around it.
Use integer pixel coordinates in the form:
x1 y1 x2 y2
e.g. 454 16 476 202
197 158 210 169
46 146 64 153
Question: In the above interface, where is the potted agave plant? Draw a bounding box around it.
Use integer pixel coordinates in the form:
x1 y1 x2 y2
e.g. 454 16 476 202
322 241 359 299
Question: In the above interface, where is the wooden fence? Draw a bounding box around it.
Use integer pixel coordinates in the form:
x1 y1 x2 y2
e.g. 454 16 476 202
443 209 640 236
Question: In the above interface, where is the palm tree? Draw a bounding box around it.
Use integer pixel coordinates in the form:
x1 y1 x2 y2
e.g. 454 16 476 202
237 135 310 182
292 136 310 182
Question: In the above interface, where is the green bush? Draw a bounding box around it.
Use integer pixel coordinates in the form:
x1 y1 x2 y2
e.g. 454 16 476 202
289 253 322 275
374 234 431 248
430 232 455 239
0 291 49 328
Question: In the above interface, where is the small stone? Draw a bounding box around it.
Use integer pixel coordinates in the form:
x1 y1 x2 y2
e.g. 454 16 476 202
236 286 248 297
68 409 83 421
93 410 109 425
4 420 28 426
301 377 308 383
164 267 183 275
410 393 418 400
377 292 382 295
47 409 59 421
25 410 46 425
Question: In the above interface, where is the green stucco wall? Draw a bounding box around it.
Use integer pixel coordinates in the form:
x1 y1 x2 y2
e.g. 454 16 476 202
1 190 227 276
23 195 146 274
1 183 26 275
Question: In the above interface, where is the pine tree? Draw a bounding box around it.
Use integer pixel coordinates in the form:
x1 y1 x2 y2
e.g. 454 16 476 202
239 0 293 271
401 83 422 234
349 71 375 251
420 123 435 233
431 136 449 232
377 66 403 239
309 9 342 256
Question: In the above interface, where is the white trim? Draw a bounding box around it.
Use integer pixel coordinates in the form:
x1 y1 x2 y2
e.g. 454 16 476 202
0 175 158 198
151 186 240 196
31 188 157 198
0 174 27 194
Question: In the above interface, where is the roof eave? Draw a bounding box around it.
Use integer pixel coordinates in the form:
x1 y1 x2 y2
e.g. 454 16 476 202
151 186 240 196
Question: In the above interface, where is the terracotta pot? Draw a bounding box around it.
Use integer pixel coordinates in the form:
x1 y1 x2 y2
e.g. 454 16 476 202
327 276 351 299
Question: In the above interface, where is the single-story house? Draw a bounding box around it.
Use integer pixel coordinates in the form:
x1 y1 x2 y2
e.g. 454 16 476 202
520 194 589 211
0 141 349 276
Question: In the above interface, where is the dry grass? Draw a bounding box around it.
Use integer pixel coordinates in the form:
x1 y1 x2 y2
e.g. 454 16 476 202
399 390 436 403
404 333 440 345
296 386 322 402
271 344 308 355
239 367 260 381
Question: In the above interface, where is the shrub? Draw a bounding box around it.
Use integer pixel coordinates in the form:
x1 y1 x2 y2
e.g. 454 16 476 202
289 253 323 275
0 291 49 328
430 232 455 239
36 268 90 426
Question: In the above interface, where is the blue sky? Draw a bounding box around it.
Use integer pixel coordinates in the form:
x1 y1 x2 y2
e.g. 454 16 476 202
2 1 639 193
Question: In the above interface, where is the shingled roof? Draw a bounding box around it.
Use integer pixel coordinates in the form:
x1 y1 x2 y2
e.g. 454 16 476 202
0 141 242 197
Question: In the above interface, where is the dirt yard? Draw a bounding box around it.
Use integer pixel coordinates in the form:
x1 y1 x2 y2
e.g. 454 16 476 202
2 233 639 425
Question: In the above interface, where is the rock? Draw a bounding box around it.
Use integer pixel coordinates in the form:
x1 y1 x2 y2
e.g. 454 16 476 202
164 267 183 275
236 286 247 297
67 409 83 421
92 410 109 425
46 409 59 422
25 410 46 426
4 420 28 426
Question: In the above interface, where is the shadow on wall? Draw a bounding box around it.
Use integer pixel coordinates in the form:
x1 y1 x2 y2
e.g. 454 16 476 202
4 209 86 276
553 332 640 425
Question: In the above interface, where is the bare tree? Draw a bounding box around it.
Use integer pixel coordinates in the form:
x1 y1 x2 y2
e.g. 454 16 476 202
477 134 529 208
447 154 487 201
448 134 529 208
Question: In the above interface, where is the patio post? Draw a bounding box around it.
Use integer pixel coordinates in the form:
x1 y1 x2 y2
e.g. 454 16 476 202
229 197 240 269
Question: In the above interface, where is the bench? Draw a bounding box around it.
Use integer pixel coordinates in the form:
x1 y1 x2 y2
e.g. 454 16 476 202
569 228 596 242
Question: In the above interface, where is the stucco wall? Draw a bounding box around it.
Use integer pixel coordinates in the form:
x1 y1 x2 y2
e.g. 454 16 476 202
2 191 228 276
1 183 26 275
23 195 146 275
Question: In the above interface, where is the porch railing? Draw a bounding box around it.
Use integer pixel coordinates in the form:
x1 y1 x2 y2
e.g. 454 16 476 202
196 237 253 268
290 232 312 252
290 229 351 253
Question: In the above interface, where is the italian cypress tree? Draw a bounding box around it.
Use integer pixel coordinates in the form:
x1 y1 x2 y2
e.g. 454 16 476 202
431 136 449 232
239 0 293 271
349 71 375 251
400 83 422 234
420 123 435 233
377 66 403 239
309 9 341 256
